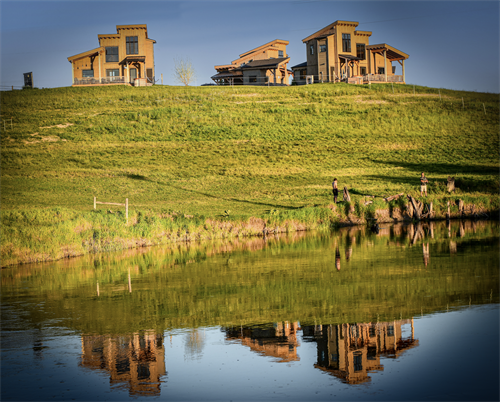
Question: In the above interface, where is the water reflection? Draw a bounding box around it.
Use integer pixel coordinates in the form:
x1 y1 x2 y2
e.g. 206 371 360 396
224 322 301 362
303 319 418 384
80 331 166 396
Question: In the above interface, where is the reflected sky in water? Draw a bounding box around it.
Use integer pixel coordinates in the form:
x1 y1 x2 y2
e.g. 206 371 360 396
1 221 499 401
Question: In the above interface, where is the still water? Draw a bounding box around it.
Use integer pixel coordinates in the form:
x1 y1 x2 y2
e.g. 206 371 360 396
1 220 499 401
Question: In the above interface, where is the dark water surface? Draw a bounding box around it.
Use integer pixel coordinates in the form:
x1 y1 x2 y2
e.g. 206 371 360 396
1 221 499 401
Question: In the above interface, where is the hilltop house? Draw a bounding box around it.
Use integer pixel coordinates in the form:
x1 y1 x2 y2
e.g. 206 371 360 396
68 24 156 86
291 21 408 85
211 39 293 86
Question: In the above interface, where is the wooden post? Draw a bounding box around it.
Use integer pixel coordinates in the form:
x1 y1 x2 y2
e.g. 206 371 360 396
93 196 96 210
125 198 129 222
447 176 455 193
439 90 441 101
446 201 450 221
128 269 132 293
462 97 464 109
97 282 100 297
383 50 387 82
413 84 415 95
483 103 486 115
161 73 163 85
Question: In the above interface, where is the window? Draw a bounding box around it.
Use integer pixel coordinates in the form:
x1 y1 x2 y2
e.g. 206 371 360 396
356 43 366 60
126 36 138 55
279 50 284 58
378 67 385 74
105 47 118 62
106 69 120 77
353 352 363 372
319 44 327 52
310 44 314 55
82 70 94 78
249 76 257 83
360 67 367 75
342 33 351 52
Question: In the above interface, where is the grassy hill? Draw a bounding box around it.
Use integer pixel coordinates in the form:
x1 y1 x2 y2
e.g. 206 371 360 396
1 83 498 265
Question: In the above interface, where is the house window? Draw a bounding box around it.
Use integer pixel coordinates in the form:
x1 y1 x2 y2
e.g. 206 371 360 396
249 76 257 83
106 47 118 62
310 44 314 55
360 67 366 75
319 44 327 52
82 70 94 78
279 50 284 58
126 36 138 55
342 34 351 52
356 43 366 60
106 69 120 77
378 67 385 74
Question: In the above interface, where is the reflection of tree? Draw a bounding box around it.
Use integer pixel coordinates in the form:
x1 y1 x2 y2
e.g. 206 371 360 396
184 329 206 360
80 331 166 396
303 319 418 384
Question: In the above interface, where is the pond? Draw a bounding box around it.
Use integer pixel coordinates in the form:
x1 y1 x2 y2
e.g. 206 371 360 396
1 220 499 401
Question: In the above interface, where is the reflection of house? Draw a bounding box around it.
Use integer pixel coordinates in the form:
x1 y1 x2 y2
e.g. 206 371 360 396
292 20 408 85
224 321 300 362
303 319 418 384
80 331 166 396
211 39 292 86
68 24 156 87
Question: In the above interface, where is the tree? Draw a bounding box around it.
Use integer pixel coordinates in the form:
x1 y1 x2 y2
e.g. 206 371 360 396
174 58 196 86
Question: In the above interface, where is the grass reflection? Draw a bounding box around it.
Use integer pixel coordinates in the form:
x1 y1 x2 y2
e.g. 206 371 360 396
1 221 498 334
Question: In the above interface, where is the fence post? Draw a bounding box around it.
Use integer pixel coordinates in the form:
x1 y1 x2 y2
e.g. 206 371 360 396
483 103 486 115
93 196 96 210
125 198 129 222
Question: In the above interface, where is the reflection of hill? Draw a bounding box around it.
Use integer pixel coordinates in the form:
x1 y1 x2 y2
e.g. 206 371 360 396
224 322 300 362
303 319 418 384
80 331 166 396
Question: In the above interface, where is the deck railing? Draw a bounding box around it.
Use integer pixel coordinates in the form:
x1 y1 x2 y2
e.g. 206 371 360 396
73 76 127 85
363 74 404 83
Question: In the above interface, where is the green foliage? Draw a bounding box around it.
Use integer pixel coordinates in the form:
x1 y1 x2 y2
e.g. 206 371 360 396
1 84 499 264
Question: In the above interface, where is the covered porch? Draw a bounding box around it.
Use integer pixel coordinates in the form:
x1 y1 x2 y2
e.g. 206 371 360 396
365 43 409 84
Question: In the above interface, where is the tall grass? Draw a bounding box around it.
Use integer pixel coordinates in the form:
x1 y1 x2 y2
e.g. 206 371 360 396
1 83 498 265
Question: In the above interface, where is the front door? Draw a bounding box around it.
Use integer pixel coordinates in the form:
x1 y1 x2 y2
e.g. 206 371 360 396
130 68 137 84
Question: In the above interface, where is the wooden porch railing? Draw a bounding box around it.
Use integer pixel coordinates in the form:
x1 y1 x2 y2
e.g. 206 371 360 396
363 74 404 83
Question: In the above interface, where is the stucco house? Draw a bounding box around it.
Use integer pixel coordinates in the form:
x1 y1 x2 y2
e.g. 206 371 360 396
68 24 156 86
211 39 293 86
291 20 408 85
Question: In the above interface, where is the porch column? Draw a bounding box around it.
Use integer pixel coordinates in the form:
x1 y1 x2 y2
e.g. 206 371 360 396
71 61 74 85
368 49 371 75
402 59 405 83
384 50 387 82
274 68 277 84
126 62 129 84
284 65 288 85
98 53 102 82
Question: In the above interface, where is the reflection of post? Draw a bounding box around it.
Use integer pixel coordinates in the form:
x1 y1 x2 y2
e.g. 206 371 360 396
422 243 429 266
128 269 132 293
335 246 341 271
429 222 434 238
97 282 100 297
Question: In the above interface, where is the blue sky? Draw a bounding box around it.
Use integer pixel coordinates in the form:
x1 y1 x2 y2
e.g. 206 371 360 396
1 0 499 92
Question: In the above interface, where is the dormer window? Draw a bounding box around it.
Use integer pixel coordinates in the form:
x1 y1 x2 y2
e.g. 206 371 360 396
279 50 284 58
320 44 327 52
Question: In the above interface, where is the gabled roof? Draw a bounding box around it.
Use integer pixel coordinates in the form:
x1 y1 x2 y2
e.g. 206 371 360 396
291 61 307 69
67 47 102 62
239 39 289 58
239 57 290 70
302 20 359 43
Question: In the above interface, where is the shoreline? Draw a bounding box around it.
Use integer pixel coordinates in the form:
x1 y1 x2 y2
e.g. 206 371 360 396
2 202 498 268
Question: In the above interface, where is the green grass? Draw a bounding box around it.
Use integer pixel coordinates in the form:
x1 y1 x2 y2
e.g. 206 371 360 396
1 83 499 265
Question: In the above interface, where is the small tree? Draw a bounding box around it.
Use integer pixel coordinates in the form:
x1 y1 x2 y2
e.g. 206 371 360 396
174 58 196 86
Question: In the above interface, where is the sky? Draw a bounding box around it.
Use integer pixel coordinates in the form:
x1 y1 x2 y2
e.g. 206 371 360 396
1 0 499 93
